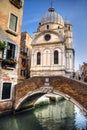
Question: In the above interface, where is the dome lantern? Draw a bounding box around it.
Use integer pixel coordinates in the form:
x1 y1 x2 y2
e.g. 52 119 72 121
48 7 55 12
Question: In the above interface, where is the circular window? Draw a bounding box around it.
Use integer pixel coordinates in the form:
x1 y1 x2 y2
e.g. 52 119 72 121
44 34 51 41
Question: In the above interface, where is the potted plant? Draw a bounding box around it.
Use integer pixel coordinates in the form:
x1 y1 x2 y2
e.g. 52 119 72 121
2 57 17 69
0 40 6 51
0 41 6 62
6 58 17 64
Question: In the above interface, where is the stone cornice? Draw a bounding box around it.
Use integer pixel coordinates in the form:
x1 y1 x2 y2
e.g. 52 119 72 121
9 0 22 9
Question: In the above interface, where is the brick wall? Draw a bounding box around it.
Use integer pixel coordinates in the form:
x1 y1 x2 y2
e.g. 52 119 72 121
0 0 24 113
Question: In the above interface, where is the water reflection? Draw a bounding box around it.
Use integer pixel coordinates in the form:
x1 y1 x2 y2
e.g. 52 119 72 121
0 111 43 130
0 100 86 130
75 106 87 129
34 100 76 130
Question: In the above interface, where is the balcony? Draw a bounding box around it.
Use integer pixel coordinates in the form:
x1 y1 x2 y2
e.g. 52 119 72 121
1 58 17 69
9 0 22 9
20 50 27 56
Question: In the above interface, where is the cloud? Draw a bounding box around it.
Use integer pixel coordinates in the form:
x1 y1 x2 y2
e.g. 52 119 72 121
23 18 39 25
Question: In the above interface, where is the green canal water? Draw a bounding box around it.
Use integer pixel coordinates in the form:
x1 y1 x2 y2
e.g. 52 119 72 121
0 100 87 130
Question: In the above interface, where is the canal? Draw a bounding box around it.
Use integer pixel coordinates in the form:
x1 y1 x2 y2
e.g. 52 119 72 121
0 99 87 130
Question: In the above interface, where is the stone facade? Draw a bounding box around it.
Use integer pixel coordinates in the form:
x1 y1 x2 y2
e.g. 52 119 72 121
0 0 24 112
30 7 75 77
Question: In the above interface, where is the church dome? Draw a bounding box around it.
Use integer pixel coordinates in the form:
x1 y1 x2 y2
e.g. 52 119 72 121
39 7 64 26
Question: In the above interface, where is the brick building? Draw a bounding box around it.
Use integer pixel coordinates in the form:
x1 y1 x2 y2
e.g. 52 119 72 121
19 32 32 82
0 0 24 112
80 62 87 82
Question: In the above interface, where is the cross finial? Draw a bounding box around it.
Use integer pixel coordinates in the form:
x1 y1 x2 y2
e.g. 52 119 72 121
48 0 55 12
51 0 53 8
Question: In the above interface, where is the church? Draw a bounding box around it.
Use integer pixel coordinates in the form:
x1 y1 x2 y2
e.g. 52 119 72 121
30 6 75 77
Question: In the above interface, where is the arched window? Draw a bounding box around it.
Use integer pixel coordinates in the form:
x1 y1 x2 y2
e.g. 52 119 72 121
37 52 41 65
47 25 49 30
54 50 59 64
68 26 70 30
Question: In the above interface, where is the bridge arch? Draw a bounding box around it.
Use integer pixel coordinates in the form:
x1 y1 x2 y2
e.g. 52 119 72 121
14 76 87 115
15 87 87 115
15 89 46 110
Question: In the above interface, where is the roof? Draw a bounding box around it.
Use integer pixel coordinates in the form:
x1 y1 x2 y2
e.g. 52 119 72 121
39 7 64 26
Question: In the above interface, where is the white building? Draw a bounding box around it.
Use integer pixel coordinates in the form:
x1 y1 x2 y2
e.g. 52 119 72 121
30 7 75 77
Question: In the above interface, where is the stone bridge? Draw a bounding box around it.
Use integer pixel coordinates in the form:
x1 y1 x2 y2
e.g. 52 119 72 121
14 76 87 115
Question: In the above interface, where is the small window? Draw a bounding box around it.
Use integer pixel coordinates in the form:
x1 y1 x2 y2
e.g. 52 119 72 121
37 52 41 65
47 25 49 30
39 22 41 26
54 50 59 64
21 70 26 76
44 34 51 41
58 26 60 29
2 83 11 100
9 13 18 32
26 48 28 52
6 43 16 59
22 58 26 66
26 47 28 55
68 26 70 30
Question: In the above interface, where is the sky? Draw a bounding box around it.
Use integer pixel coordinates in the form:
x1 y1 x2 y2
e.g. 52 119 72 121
22 0 87 71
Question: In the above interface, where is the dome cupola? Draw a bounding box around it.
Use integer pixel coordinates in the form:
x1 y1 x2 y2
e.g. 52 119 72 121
39 7 64 27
